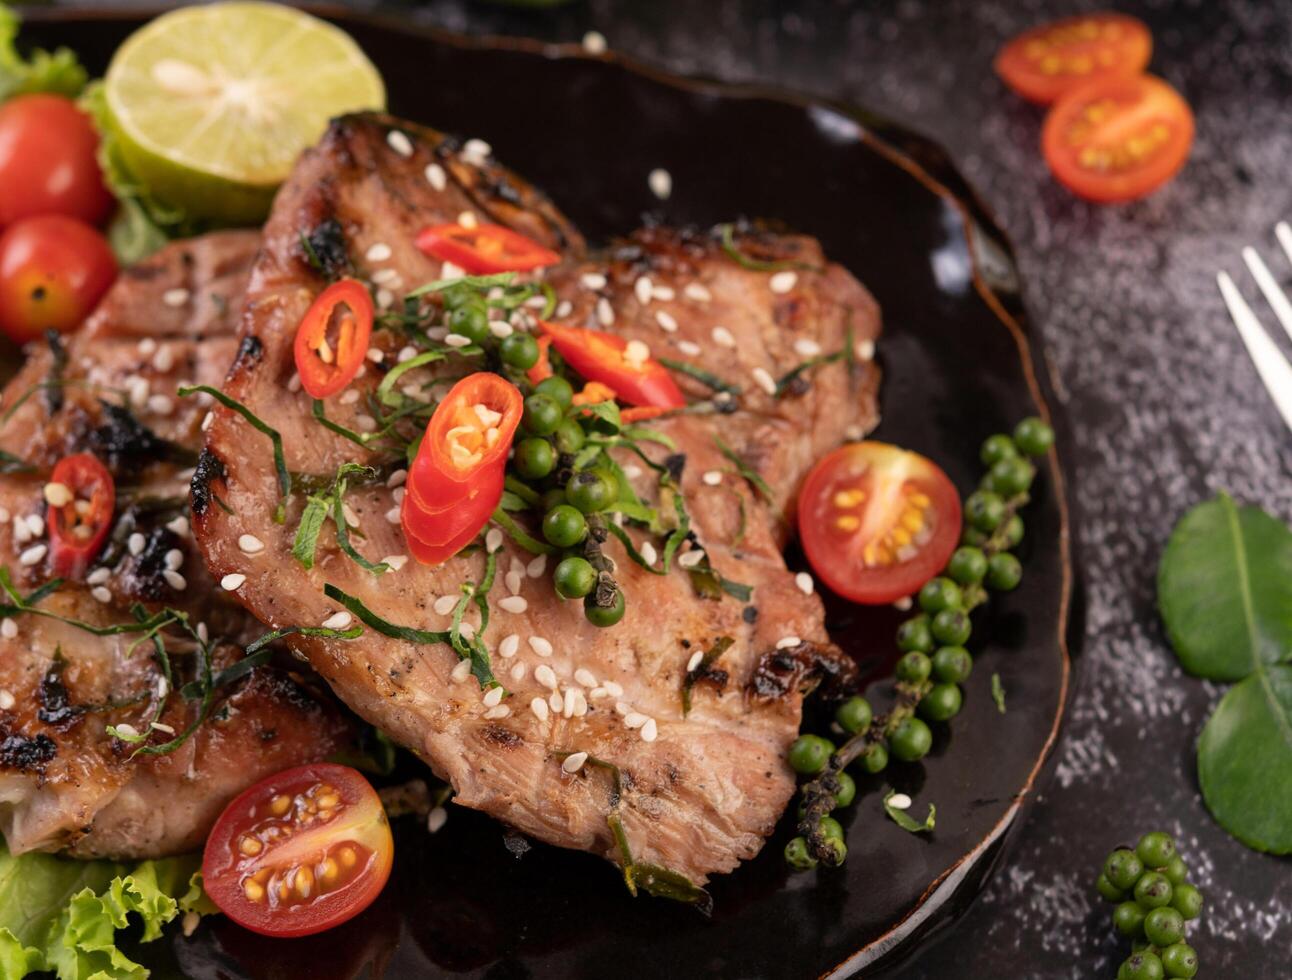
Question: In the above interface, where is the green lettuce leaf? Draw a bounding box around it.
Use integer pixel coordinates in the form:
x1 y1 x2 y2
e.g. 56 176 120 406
0 844 214 980
0 6 87 102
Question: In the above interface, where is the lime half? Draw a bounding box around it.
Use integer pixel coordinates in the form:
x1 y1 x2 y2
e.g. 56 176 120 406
104 2 385 224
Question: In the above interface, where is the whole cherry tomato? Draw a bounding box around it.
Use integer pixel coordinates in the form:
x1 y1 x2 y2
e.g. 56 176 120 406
0 94 114 227
0 215 117 343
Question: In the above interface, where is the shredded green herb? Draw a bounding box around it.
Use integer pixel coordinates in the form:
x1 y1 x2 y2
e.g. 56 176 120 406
883 790 936 834
179 385 290 522
717 223 820 273
713 435 774 503
658 357 741 396
406 271 517 299
491 507 556 555
991 672 1007 714
681 636 733 716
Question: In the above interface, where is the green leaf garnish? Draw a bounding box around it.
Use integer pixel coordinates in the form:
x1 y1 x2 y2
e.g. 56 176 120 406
882 790 936 834
491 507 556 555
717 222 819 274
657 357 741 396
991 672 1006 714
179 385 290 522
292 495 330 569
713 435 774 503
406 271 517 298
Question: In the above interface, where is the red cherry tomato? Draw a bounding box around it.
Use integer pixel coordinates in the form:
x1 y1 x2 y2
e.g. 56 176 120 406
798 442 962 606
293 279 374 399
1042 74 1194 203
202 764 394 938
415 223 560 275
0 215 117 343
0 94 114 227
47 453 115 579
537 320 685 410
994 13 1152 105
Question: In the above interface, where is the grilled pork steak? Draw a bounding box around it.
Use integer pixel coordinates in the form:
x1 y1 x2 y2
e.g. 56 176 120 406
193 113 879 886
0 232 352 859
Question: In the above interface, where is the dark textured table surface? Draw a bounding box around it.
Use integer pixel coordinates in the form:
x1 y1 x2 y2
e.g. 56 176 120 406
50 0 1292 976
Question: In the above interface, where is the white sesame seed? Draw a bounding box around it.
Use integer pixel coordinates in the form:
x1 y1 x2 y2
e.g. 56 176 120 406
356 414 377 433
43 482 73 507
769 270 798 294
498 595 528 615
510 661 527 682
500 634 520 659
221 573 246 591
582 30 607 53
549 690 564 713
485 528 504 553
166 516 189 535
530 696 549 721
21 543 49 565
162 287 189 307
287 372 302 393
138 337 157 356
444 333 472 348
163 569 187 591
91 586 112 603
702 470 723 486
524 294 548 310
0 690 12 710
684 282 712 302
458 211 478 230
383 555 408 571
387 130 413 157
639 540 658 566
164 548 184 570
483 686 504 707
712 326 735 347
370 267 399 285
795 571 815 595
581 272 607 291
440 260 465 280
604 680 624 698
641 718 658 742
197 622 209 644
0 619 15 639
563 689 580 718
648 168 672 199
535 664 558 690
483 704 510 720
113 723 140 739
425 162 447 190
677 549 705 568
634 276 653 305
365 242 392 262
387 469 407 488
686 651 704 672
652 285 675 301
421 806 446 835
152 346 175 372
433 594 458 616
623 465 643 480
529 636 553 657
562 750 588 773
855 338 876 361
624 712 648 729
451 658 472 683
146 394 173 416
488 319 514 339
596 297 615 326
614 700 630 715
888 793 913 810
238 534 265 555
86 567 110 585
655 310 678 333
893 596 914 611
589 686 608 699
794 338 822 357
321 611 352 630
527 555 547 578
677 340 701 356
752 367 776 395
776 635 802 650
385 506 401 524
24 515 42 538
376 288 395 310
12 519 29 544
462 138 492 165
504 570 523 595
574 668 598 688
397 345 418 364
624 339 651 366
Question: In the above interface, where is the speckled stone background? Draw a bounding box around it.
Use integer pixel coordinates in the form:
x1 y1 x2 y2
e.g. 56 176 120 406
55 0 1292 975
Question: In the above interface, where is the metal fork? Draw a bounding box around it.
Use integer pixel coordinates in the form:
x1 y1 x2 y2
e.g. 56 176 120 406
1216 221 1292 433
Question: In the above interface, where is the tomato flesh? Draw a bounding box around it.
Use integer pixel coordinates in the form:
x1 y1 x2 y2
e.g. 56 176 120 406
293 279 374 399
1042 74 1194 203
0 215 117 343
995 13 1152 105
203 764 393 938
47 453 115 578
798 442 962 606
415 223 560 275
0 94 114 227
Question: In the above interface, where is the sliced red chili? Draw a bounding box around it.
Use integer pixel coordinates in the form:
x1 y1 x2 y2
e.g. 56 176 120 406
47 452 115 578
537 320 685 410
526 335 553 385
401 373 522 565
620 405 669 424
293 279 374 400
414 224 560 275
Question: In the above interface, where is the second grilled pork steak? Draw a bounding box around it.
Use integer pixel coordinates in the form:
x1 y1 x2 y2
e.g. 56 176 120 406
193 113 877 886
0 232 352 859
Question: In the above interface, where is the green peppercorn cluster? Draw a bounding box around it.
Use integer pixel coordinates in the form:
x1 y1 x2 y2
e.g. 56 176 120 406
784 417 1054 869
1098 832 1203 979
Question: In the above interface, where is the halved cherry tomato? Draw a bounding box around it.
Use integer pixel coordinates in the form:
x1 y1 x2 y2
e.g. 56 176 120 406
293 279 374 399
994 13 1152 105
402 373 522 564
537 320 685 410
0 215 116 344
415 223 560 275
202 763 393 939
1041 74 1194 203
0 94 114 227
47 453 115 578
798 442 962 606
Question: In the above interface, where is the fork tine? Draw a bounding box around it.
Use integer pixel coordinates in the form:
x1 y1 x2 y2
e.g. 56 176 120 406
1241 247 1292 345
1216 271 1292 433
1276 221 1292 267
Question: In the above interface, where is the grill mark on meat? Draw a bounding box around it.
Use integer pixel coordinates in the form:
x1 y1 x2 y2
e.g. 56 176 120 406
90 401 192 470
750 641 854 701
233 335 263 369
483 726 523 750
0 731 56 773
37 653 83 729
190 447 226 518
301 216 350 280
117 526 185 601
43 331 68 415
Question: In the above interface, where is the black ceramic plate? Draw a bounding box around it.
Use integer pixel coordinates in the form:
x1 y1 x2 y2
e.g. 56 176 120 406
20 8 1080 978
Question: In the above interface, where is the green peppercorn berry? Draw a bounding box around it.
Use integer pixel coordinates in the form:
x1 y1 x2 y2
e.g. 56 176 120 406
895 651 932 684
500 332 540 370
1136 831 1176 869
535 375 574 409
1105 849 1145 891
947 546 988 585
539 488 567 513
858 741 888 774
784 835 818 871
965 490 1006 531
986 553 1022 591
1144 907 1185 947
566 469 616 513
819 815 845 842
1170 883 1203 920
583 589 626 627
552 417 585 454
1096 873 1126 902
961 525 989 547
918 576 962 613
932 646 973 684
1013 417 1054 457
1003 514 1025 547
833 771 856 808
513 438 555 479
930 608 971 646
1113 900 1147 937
788 734 835 775
896 615 934 653
1121 951 1165 980
821 837 848 864
918 683 963 722
523 392 562 436
448 301 489 343
440 285 470 311
980 433 1019 467
553 556 597 599
542 504 587 548
1134 872 1173 909
1159 942 1198 979
889 716 933 762
987 457 1035 497
1162 854 1189 885
835 696 873 735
